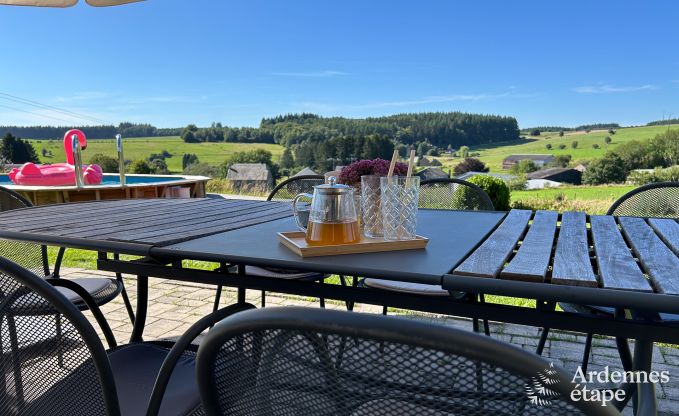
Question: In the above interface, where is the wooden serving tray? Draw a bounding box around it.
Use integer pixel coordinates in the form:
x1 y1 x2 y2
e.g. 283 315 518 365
277 231 429 257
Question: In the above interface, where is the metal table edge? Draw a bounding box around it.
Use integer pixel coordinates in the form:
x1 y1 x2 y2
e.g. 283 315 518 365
442 273 679 315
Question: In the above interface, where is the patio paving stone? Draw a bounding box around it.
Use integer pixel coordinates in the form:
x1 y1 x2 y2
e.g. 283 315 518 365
59 267 679 415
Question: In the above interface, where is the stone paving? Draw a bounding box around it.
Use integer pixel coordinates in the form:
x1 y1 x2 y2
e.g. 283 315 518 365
62 267 679 415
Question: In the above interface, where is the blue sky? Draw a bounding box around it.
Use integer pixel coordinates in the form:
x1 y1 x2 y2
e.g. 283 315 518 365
1 0 678 128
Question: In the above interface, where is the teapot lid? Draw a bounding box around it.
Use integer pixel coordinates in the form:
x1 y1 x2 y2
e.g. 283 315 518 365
315 176 353 194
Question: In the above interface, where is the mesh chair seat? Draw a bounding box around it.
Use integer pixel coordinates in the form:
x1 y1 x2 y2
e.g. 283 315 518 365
25 342 201 416
7 278 121 316
228 265 325 281
362 278 449 296
196 307 619 416
351 399 452 415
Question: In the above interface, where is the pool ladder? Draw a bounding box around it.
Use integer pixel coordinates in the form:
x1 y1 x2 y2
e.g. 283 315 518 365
71 134 127 189
116 134 126 187
71 134 85 189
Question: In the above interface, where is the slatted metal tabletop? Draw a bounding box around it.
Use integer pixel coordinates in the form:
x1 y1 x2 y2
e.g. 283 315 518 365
445 209 679 295
0 198 291 255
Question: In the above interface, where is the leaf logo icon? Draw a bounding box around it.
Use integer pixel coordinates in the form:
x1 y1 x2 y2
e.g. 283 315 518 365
525 363 560 406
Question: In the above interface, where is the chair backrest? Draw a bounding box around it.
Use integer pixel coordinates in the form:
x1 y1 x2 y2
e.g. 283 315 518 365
0 257 118 415
267 175 326 201
0 187 48 277
607 182 679 218
196 307 619 416
419 178 494 211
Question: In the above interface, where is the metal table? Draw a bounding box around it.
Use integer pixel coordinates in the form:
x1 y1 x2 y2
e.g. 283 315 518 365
0 199 676 414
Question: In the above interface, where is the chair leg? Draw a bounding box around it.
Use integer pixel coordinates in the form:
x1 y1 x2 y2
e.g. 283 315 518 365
382 305 388 315
536 327 549 356
479 294 490 336
318 280 325 308
261 290 266 308
114 253 136 325
7 315 24 412
472 317 480 333
212 285 223 313
338 275 353 311
581 333 593 373
55 314 65 368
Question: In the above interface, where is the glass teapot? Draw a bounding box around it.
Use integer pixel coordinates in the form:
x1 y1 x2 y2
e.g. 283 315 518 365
292 176 361 246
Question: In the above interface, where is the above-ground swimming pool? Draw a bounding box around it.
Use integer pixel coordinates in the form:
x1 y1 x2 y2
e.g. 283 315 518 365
0 173 210 205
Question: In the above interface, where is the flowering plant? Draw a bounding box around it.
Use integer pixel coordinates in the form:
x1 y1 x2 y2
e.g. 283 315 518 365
338 158 408 188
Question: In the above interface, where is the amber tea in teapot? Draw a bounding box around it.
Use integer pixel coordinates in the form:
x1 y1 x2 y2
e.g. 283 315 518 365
293 177 360 246
306 220 361 246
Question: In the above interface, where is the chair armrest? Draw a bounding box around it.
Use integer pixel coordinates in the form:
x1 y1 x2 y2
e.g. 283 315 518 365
145 302 256 416
46 278 118 349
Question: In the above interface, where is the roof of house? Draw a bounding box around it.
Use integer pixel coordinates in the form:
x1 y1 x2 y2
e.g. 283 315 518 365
226 163 272 181
415 167 449 179
293 167 318 177
526 167 579 180
503 154 555 162
456 171 517 182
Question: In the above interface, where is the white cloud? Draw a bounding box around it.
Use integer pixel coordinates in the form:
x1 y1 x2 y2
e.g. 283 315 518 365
292 90 535 113
573 84 657 94
272 70 348 78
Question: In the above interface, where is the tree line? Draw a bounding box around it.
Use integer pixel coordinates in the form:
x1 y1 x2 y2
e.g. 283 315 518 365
523 123 621 133
646 118 679 126
0 123 183 140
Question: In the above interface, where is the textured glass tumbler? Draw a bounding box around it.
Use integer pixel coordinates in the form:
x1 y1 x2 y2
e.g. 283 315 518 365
361 175 384 238
380 176 420 240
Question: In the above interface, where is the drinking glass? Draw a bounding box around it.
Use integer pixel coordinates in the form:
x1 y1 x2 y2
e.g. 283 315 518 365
380 176 420 240
361 175 383 238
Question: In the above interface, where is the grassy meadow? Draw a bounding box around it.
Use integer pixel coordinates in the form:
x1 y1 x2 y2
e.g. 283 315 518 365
434 124 679 172
510 185 635 214
28 136 285 173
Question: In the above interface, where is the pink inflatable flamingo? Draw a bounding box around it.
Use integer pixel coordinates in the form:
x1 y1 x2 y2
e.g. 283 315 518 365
8 129 104 186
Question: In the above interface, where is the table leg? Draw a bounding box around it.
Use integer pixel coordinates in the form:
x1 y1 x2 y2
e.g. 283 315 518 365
237 265 246 304
129 275 148 343
632 339 657 416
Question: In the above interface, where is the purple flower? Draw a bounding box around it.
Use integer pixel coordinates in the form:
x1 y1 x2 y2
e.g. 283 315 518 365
338 158 409 187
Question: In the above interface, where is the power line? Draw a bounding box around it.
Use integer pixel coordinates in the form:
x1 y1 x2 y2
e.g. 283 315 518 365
0 92 111 125
0 103 87 125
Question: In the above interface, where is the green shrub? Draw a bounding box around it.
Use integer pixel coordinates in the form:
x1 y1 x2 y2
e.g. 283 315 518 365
466 175 511 211
627 166 679 185
582 153 626 185
128 159 153 174
89 153 119 173
183 162 220 177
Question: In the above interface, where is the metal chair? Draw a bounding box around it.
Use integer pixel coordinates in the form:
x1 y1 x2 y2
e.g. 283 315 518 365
0 187 123 312
363 178 494 334
0 255 256 415
195 307 620 416
536 182 679 371
213 175 332 309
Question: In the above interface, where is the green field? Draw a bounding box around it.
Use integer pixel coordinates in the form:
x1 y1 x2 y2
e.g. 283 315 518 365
510 184 636 214
434 124 679 172
28 136 285 173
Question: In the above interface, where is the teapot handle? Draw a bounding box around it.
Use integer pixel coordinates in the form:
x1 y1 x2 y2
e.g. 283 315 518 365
292 193 313 232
